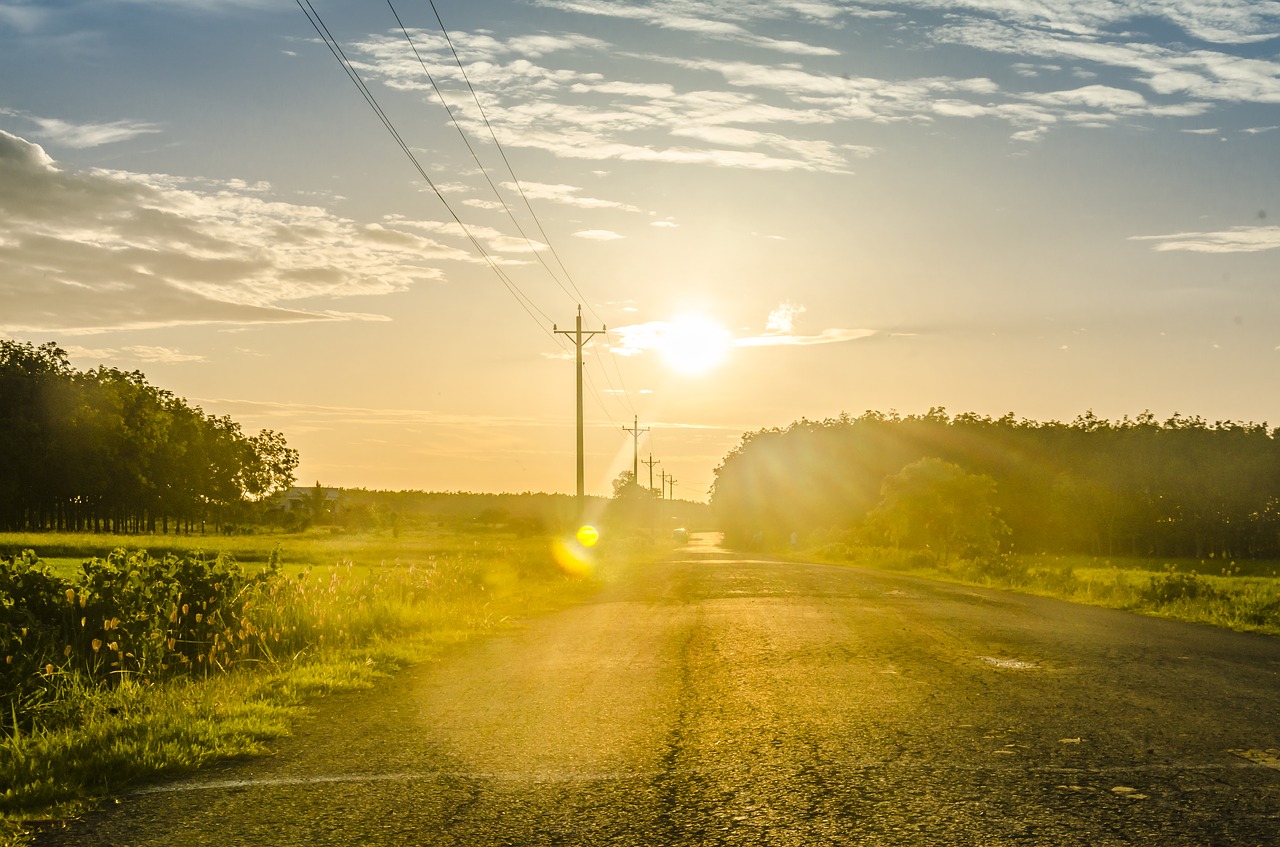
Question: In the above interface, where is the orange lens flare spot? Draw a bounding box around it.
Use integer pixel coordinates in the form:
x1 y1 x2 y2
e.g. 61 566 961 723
552 526 600 577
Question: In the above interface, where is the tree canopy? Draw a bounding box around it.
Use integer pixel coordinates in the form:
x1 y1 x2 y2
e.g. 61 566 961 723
711 409 1280 559
0 339 298 532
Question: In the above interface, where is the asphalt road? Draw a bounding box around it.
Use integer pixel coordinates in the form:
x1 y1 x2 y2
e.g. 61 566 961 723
36 533 1280 846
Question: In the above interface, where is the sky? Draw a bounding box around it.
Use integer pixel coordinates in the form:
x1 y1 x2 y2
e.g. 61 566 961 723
2 0 1279 501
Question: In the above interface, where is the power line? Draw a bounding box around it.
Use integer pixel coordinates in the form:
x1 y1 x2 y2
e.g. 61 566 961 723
295 0 555 334
386 0 586 310
421 0 597 318
299 2 641 485
412 0 639 420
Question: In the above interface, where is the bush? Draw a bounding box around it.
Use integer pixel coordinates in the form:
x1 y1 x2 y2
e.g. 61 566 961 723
1142 566 1218 605
1 550 282 735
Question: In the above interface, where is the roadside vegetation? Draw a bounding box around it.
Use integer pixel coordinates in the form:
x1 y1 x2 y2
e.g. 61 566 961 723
713 410 1280 638
0 526 615 842
796 540 1280 637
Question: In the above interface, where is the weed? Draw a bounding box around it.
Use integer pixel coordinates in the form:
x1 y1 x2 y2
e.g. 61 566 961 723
1142 565 1219 605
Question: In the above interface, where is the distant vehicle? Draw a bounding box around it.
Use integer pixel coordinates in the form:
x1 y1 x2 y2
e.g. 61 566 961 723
671 527 689 543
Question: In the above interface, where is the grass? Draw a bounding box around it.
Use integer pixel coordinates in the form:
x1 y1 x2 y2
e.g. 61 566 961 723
800 543 1280 637
0 527 506 578
0 526 620 845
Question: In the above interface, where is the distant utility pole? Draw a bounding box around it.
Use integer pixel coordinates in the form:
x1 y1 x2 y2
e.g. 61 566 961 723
622 416 650 482
666 475 676 501
657 469 668 500
554 305 605 507
642 454 660 493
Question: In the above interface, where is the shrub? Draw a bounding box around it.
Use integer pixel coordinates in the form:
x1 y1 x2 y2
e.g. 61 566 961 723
1142 566 1218 605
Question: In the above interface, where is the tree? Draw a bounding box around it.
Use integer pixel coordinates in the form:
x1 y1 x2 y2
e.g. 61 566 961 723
611 471 644 500
866 458 1008 566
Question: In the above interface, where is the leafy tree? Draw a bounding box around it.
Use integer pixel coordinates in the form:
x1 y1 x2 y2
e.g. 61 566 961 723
865 458 1008 565
0 339 300 533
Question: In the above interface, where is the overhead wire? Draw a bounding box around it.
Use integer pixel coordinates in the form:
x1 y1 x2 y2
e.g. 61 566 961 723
410 0 639 421
385 0 585 310
300 1 645 442
295 0 557 337
421 0 597 318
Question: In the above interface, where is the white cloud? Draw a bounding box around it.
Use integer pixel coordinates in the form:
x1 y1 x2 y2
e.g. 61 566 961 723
352 32 876 174
1130 225 1280 253
30 116 163 148
897 0 1280 46
765 301 805 334
530 0 839 56
0 4 51 32
65 344 207 364
0 131 478 333
610 307 875 362
573 229 625 240
932 18 1280 106
735 327 877 347
506 180 643 212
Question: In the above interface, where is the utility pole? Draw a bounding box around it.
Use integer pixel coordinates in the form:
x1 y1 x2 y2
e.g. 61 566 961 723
666 475 676 501
554 305 605 508
657 469 668 500
622 416 650 482
642 454 660 493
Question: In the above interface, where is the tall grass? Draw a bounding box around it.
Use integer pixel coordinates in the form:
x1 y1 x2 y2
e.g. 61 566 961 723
0 529 601 837
803 542 1280 637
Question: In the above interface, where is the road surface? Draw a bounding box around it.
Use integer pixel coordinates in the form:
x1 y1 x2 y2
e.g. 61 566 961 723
36 533 1280 845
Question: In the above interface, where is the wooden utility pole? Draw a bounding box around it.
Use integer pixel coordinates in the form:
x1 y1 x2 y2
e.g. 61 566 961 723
665 475 676 500
657 469 668 500
642 454 660 492
554 306 605 507
622 416 650 482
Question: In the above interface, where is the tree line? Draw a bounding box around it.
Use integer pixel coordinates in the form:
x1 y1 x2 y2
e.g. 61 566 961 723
0 340 298 533
710 409 1280 559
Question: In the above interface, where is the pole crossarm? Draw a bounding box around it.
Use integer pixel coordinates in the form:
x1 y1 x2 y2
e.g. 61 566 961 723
642 454 660 492
554 305 606 506
622 416 650 482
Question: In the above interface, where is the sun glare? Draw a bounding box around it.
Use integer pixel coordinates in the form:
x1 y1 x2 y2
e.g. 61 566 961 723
659 315 732 375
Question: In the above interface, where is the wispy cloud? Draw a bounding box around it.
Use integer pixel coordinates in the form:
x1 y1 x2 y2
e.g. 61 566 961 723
573 229 624 240
0 130 490 333
506 180 643 212
735 327 878 347
931 18 1280 106
764 301 805 334
0 109 163 148
351 30 875 173
1130 225 1280 253
530 0 840 56
0 4 53 33
65 345 206 364
609 304 876 361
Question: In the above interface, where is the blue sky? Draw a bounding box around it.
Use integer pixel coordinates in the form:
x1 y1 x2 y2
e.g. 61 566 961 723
2 0 1278 497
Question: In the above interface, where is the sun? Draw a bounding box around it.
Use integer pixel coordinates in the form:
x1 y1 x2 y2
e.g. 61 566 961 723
658 315 732 375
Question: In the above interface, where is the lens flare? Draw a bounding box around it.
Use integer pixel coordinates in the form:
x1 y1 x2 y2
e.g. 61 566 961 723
552 526 602 576
576 525 600 547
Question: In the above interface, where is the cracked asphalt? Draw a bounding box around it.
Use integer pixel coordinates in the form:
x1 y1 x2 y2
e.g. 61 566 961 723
35 533 1280 845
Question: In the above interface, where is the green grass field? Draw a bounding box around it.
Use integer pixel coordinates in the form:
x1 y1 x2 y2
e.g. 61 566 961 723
0 527 631 844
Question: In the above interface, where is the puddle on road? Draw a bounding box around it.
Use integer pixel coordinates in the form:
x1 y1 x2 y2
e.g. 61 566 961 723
979 655 1038 670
